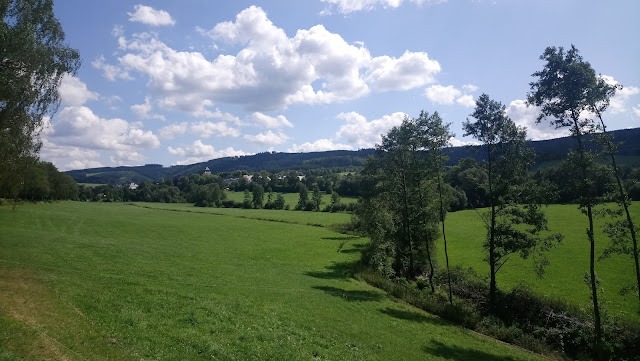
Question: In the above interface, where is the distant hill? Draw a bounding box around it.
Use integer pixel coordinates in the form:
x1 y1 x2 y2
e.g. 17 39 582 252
66 127 640 185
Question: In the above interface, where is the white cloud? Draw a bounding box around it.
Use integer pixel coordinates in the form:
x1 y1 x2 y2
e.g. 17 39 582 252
336 111 406 148
320 0 447 14
244 130 289 146
366 51 440 91
112 25 125 37
288 139 353 153
92 55 131 81
505 99 569 140
600 75 640 114
456 94 475 107
46 106 160 150
131 97 166 120
39 139 103 171
58 74 99 106
449 138 479 147
168 140 249 165
252 112 293 128
462 84 478 92
116 6 442 112
128 4 175 26
110 150 145 166
633 105 640 119
159 122 187 139
189 121 241 138
425 84 461 105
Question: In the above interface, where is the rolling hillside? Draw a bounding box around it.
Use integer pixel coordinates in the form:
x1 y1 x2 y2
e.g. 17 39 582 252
66 127 640 184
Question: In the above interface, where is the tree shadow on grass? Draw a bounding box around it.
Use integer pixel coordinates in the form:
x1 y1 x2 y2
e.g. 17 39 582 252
312 286 383 302
423 341 521 361
338 243 366 254
305 261 357 280
379 307 448 326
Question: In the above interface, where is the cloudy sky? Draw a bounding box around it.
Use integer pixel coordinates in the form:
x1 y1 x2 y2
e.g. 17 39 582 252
44 0 640 170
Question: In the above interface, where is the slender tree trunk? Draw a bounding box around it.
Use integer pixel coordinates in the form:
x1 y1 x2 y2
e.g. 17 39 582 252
596 111 640 305
437 169 453 304
418 186 436 293
487 144 497 309
572 115 602 354
401 170 414 279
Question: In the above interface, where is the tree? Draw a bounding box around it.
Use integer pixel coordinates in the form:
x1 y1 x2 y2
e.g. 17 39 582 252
0 0 80 199
527 45 607 353
588 80 640 307
312 185 322 211
416 111 455 303
296 183 309 210
252 183 264 209
464 94 561 309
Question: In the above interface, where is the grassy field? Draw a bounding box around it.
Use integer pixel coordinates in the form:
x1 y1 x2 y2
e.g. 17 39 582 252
0 202 542 361
437 203 640 321
224 191 357 209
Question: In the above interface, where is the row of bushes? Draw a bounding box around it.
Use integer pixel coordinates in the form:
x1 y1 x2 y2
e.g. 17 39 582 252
356 265 640 360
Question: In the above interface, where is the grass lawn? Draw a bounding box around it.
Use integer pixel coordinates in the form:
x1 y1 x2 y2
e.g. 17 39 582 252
0 202 543 360
437 202 640 321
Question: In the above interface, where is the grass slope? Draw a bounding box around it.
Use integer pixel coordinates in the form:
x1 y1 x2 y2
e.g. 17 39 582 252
438 203 640 321
0 202 542 361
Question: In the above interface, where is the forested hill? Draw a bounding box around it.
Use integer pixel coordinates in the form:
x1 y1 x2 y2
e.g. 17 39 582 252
67 127 640 184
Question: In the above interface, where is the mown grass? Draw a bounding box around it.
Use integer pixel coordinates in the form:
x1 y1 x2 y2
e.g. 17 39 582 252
0 202 543 360
437 202 640 321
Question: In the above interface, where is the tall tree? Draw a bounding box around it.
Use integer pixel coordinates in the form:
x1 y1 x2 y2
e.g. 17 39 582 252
464 94 561 309
0 0 80 199
416 111 455 303
588 80 640 307
527 45 607 354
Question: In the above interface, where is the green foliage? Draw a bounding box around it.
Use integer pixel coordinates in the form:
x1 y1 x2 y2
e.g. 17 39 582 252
0 0 80 199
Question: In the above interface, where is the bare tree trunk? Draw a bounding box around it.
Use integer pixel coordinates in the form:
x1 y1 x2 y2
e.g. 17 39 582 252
437 170 453 304
573 116 602 354
487 144 497 309
418 186 436 293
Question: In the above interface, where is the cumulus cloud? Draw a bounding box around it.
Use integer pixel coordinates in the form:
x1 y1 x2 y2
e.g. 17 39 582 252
425 84 476 107
336 111 406 148
128 4 175 26
113 6 441 113
366 51 440 91
158 122 187 139
190 121 241 138
58 74 99 106
288 139 353 152
633 105 640 119
600 75 640 114
505 99 568 140
39 139 103 171
92 55 131 81
244 130 289 146
252 112 293 128
449 138 479 147
168 140 249 165
46 105 160 150
131 96 166 120
320 0 447 14
110 150 145 166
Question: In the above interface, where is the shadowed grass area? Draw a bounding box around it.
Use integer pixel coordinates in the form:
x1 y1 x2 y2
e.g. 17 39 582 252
0 202 544 360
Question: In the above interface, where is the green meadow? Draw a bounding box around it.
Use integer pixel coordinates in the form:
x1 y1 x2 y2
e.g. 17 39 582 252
0 202 542 361
437 203 640 321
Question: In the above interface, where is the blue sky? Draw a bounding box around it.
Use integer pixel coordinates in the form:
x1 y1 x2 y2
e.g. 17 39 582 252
43 0 640 170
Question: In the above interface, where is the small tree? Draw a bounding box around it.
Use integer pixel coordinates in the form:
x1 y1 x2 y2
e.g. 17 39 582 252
464 94 561 308
312 185 322 211
252 184 265 209
296 183 309 210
